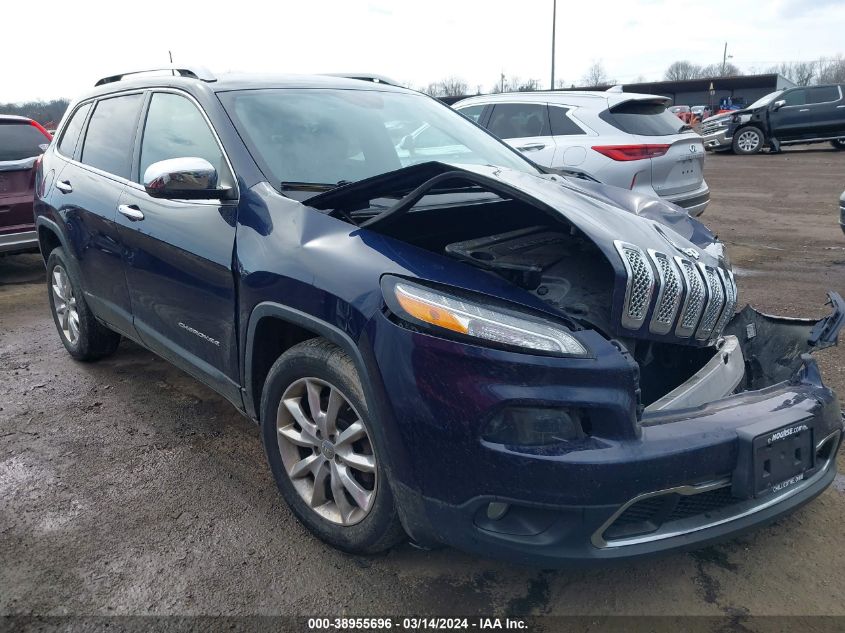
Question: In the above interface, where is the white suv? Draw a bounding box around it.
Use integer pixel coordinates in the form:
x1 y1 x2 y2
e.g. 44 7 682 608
453 91 710 216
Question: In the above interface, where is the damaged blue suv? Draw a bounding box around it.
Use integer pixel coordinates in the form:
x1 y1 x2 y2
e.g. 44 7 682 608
34 68 844 565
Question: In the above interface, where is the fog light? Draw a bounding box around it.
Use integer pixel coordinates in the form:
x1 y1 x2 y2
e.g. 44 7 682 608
486 502 510 520
482 406 585 446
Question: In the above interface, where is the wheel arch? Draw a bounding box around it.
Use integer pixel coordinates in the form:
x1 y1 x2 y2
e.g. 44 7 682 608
35 217 69 264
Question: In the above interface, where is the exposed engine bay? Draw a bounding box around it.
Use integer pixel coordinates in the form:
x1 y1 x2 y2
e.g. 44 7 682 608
306 161 842 411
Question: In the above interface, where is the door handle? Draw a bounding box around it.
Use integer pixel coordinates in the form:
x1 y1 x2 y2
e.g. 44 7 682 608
517 143 546 152
837 105 845 108
55 180 73 193
799 108 810 112
118 204 145 221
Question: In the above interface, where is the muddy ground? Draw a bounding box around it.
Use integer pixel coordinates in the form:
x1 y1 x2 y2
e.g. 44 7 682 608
1 146 844 624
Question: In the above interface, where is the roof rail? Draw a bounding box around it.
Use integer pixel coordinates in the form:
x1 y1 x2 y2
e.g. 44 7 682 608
324 73 401 87
94 66 217 87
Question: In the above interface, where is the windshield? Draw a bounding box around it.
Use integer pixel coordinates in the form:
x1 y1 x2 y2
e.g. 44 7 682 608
218 89 539 188
747 90 783 110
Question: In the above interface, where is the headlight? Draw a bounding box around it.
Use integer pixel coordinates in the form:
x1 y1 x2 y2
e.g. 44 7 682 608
382 277 588 357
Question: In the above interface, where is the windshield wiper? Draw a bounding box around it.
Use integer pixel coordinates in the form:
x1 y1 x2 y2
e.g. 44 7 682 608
280 181 338 192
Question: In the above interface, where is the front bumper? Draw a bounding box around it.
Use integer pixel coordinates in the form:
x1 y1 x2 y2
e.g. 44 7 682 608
702 127 732 150
370 304 844 565
0 229 38 255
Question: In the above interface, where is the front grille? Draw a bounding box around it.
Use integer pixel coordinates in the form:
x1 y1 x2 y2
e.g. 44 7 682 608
614 242 655 330
696 264 726 340
700 121 725 135
648 251 681 335
604 484 737 540
674 257 706 337
614 242 733 342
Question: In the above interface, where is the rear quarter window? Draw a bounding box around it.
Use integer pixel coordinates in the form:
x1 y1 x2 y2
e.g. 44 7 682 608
549 106 586 135
0 122 50 162
57 103 92 158
599 100 685 136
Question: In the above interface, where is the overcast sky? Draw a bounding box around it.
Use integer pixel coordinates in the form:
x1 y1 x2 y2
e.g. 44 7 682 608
2 0 843 103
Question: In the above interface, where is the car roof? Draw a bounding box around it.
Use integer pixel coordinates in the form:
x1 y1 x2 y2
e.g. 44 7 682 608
79 72 414 102
453 90 670 108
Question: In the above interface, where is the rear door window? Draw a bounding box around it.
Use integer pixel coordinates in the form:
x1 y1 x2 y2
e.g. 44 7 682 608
599 100 685 136
487 104 550 139
80 94 144 179
0 121 50 162
57 103 92 158
805 86 841 104
549 106 586 135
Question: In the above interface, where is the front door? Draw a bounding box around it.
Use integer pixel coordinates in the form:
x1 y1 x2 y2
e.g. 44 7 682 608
115 91 241 404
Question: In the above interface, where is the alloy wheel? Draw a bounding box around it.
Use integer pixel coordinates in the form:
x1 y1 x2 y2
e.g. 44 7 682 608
51 265 79 346
736 130 760 152
276 377 377 526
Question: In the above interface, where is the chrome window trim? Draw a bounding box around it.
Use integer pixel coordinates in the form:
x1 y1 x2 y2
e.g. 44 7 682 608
55 87 239 205
592 429 840 549
647 250 682 335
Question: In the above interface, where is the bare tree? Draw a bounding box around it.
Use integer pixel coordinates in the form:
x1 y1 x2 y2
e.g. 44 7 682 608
664 61 704 81
517 78 541 91
0 99 69 128
818 55 845 84
769 61 816 86
554 78 568 89
420 82 441 96
438 76 469 97
700 62 742 78
581 61 613 87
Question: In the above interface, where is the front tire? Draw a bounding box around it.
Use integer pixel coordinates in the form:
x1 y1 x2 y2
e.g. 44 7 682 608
831 139 845 150
46 247 121 361
260 338 405 554
732 127 764 154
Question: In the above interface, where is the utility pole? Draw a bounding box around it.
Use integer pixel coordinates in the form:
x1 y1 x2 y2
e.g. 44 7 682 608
500 71 505 93
721 42 728 75
551 0 557 90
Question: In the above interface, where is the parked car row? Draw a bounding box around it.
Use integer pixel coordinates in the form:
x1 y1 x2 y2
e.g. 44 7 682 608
27 67 844 566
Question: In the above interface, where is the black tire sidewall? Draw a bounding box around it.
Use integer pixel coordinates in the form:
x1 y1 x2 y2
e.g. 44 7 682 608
260 340 403 554
45 247 119 361
732 127 763 154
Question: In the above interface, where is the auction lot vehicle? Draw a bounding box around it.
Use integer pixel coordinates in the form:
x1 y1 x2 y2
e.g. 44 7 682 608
35 68 844 565
453 91 710 216
691 105 711 121
701 84 845 154
0 115 52 254
669 105 694 124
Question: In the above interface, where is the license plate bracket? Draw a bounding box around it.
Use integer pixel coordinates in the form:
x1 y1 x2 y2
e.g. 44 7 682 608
732 420 814 499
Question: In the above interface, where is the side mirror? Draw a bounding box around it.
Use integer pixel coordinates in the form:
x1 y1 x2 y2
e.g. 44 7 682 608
772 99 786 111
143 157 232 200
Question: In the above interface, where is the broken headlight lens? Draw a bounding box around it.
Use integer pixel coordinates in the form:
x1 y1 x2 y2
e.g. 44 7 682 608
383 278 588 357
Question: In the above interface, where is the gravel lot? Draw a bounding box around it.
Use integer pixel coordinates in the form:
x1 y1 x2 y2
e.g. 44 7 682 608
1 146 844 623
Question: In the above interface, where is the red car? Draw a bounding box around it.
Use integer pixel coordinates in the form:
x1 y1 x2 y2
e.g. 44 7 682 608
0 115 52 255
669 105 695 124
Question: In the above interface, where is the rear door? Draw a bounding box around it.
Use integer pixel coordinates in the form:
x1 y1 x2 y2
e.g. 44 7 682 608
801 85 844 138
0 119 51 245
53 93 143 335
485 102 557 167
547 104 589 168
115 90 241 403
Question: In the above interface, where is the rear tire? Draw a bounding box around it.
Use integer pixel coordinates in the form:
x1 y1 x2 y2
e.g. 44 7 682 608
732 127 764 155
46 247 121 361
831 139 845 150
260 338 405 554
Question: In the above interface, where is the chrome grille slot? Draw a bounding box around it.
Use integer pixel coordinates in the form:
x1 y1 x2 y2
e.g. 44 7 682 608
695 264 726 340
614 241 655 330
647 250 682 335
711 269 738 342
674 257 706 338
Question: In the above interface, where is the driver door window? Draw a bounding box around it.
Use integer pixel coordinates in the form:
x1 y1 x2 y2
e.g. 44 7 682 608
139 92 230 186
